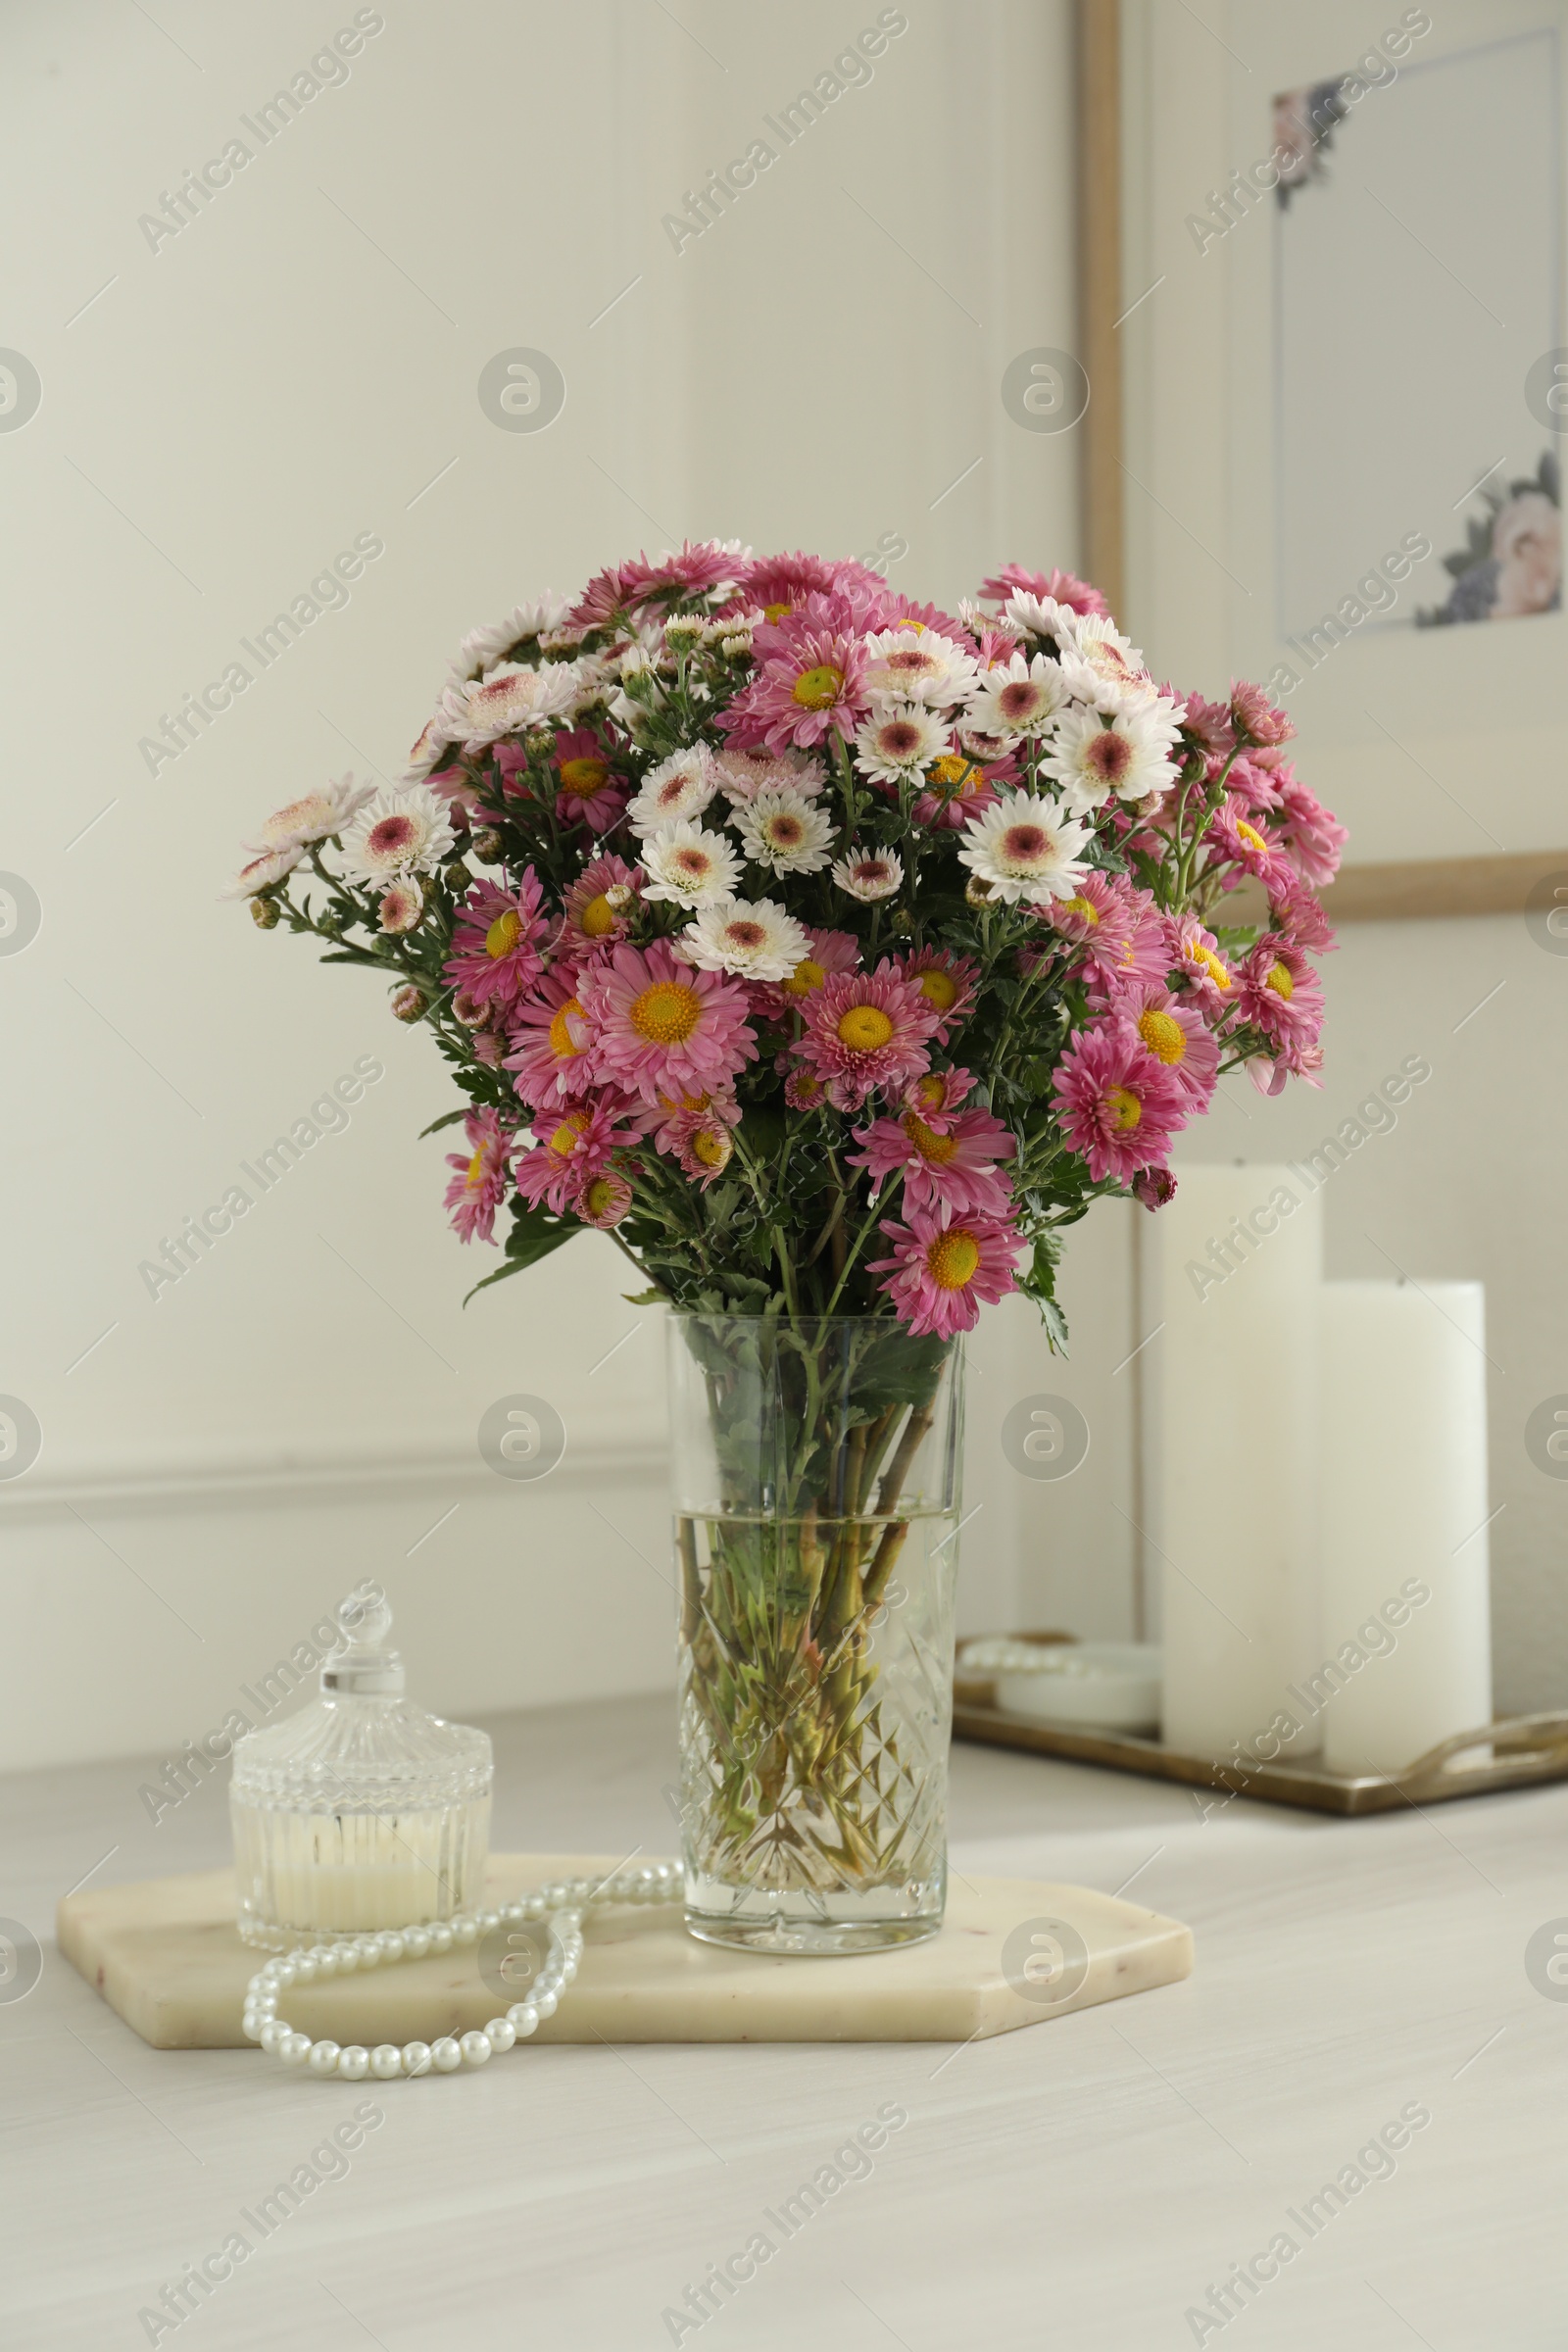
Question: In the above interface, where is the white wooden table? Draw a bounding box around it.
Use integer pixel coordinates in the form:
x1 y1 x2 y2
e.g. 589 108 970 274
2 1694 1558 2350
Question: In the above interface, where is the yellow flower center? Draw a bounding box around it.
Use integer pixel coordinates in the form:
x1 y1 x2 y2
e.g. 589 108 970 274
1107 1087 1142 1132
485 910 522 959
1196 945 1232 990
580 892 615 938
928 754 971 788
926 1229 981 1290
1137 1008 1186 1065
792 663 844 710
630 980 703 1045
902 1112 958 1165
581 1176 618 1219
783 956 826 998
761 599 793 623
692 1127 731 1169
560 757 610 793
465 1151 486 1187
1060 894 1100 927
911 1075 946 1110
548 999 584 1058
837 1004 895 1053
916 969 958 1011
1236 819 1268 855
548 1112 590 1158
1265 959 1295 1000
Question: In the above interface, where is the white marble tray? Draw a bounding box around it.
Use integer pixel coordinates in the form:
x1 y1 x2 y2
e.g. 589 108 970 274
57 1851 1192 2051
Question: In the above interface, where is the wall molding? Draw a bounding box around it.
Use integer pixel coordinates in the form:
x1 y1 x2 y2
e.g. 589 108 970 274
0 1434 668 1526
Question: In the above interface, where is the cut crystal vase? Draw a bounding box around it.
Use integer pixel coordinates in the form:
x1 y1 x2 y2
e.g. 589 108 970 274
668 1313 964 1955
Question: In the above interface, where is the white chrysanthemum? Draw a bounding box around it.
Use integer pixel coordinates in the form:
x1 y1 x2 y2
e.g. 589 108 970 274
377 876 424 935
1001 591 1082 645
680 897 809 981
403 712 456 785
859 626 979 707
710 747 827 804
965 651 1068 739
831 847 905 903
438 660 579 750
247 773 375 854
449 596 569 680
733 784 834 875
852 702 948 784
627 747 718 836
957 596 1022 641
1053 612 1159 714
337 786 457 883
221 845 302 899
957 790 1091 905
640 818 743 908
1044 703 1184 815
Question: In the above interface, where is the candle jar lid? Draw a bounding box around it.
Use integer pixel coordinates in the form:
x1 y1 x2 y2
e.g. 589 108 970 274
229 1589 493 1817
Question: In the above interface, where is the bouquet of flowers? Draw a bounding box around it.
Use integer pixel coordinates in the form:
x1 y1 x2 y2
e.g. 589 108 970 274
229 543 1344 1936
229 541 1342 1340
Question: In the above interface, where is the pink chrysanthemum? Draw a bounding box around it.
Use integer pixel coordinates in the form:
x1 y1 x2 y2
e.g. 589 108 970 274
870 1202 1027 1339
514 1098 631 1214
710 745 828 805
506 968 595 1109
1177 695 1235 760
580 939 757 1105
662 1105 739 1188
443 872 551 1009
553 727 626 832
560 853 641 961
444 1108 518 1246
795 963 944 1112
1267 870 1337 955
1165 913 1236 1014
718 628 870 752
1040 871 1137 978
903 1067 974 1119
576 1169 634 1228
977 564 1109 617
748 924 860 1025
1274 771 1348 889
783 1063 829 1112
1229 679 1296 749
1074 880 1174 1003
1053 1020 1189 1183
1116 981 1220 1109
571 538 745 626
731 551 882 623
1205 794 1295 890
909 750 1009 831
851 1101 1015 1217
1237 936 1325 1050
895 947 980 1043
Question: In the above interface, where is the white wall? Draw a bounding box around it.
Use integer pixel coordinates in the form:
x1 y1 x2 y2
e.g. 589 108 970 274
0 0 1092 1769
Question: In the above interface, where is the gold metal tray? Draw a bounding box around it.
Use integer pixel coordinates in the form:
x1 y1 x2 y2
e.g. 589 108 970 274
952 1638 1568 1815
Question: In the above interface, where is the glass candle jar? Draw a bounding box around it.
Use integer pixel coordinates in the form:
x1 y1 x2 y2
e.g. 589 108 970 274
228 1589 492 1949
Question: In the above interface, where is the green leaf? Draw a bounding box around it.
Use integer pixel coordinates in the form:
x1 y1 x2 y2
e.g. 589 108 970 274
418 1108 470 1139
621 1287 664 1306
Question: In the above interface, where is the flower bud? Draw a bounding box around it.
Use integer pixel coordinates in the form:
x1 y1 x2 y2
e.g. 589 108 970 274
249 895 280 930
443 860 472 892
889 908 914 937
662 615 705 650
603 883 634 912
524 728 555 758
471 829 504 862
1132 1166 1177 1210
964 875 994 907
390 984 425 1023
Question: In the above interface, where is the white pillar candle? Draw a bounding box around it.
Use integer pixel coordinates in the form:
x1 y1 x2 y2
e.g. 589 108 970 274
1145 1163 1323 1758
1313 1281 1492 1775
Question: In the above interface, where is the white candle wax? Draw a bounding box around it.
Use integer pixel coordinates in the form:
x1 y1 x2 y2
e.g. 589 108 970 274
1145 1163 1323 1758
1314 1280 1492 1775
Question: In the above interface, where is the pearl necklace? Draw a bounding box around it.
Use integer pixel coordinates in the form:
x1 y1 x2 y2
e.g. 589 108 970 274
242 1861 680 2079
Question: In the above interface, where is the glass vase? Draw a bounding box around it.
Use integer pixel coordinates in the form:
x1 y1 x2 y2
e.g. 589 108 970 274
668 1313 964 1955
